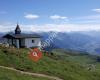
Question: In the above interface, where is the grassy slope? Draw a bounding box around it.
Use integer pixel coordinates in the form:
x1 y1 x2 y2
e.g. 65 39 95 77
52 49 100 66
0 67 51 80
0 46 100 80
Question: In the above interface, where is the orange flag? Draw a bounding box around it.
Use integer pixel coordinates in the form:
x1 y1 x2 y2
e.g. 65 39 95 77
29 48 42 62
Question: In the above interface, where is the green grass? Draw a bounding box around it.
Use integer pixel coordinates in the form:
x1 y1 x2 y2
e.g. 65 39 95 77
0 67 51 80
52 49 100 68
0 46 100 80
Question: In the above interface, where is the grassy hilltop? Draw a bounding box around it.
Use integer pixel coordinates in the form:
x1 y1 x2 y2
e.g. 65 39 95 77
0 46 100 80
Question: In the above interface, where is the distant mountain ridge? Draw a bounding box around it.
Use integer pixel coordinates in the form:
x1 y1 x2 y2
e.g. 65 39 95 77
36 31 100 55
1 31 100 55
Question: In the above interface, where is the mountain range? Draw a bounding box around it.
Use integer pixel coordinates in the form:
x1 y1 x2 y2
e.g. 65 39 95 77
1 31 100 55
37 31 100 55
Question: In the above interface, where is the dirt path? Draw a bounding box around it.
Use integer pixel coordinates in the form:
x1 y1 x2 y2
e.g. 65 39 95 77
0 65 63 80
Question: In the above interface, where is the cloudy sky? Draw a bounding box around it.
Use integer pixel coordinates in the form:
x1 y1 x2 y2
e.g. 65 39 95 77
0 0 100 32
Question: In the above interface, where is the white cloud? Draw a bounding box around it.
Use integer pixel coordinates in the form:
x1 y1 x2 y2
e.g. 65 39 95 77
74 15 100 20
73 9 100 21
50 15 67 20
24 14 39 19
92 9 100 13
29 24 100 32
0 25 15 32
1 22 100 32
84 15 100 19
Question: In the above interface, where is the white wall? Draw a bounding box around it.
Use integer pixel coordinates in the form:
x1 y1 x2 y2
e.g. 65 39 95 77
25 38 41 48
16 39 19 48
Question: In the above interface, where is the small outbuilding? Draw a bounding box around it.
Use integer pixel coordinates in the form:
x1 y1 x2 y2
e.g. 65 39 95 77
3 24 41 48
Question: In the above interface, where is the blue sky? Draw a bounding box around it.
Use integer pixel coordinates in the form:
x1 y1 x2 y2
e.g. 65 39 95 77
0 0 100 32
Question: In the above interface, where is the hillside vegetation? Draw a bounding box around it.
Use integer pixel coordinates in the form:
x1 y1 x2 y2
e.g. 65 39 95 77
0 46 100 80
0 67 51 80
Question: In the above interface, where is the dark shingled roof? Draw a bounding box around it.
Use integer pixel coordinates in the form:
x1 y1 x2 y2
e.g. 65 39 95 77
3 33 41 39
